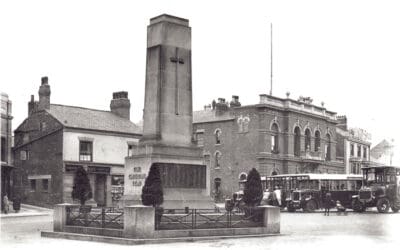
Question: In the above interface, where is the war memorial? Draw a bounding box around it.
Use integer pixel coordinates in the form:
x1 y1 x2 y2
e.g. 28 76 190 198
42 14 280 244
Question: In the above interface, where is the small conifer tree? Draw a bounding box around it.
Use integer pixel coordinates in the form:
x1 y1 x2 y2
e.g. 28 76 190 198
141 165 164 207
71 167 93 205
242 168 263 207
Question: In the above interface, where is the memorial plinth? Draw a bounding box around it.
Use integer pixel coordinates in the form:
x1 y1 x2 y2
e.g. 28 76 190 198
124 14 213 209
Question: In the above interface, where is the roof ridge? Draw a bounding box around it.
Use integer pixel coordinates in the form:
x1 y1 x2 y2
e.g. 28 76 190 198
50 103 111 113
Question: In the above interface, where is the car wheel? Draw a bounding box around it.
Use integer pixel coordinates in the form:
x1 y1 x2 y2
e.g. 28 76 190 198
287 205 296 212
352 199 365 213
304 200 317 212
377 198 390 213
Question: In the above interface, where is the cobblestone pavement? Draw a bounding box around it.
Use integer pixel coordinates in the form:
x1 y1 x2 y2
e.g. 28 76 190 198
1 210 399 250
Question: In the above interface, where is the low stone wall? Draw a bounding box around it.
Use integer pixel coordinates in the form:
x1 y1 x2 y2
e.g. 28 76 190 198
53 204 280 239
155 227 271 238
64 225 123 238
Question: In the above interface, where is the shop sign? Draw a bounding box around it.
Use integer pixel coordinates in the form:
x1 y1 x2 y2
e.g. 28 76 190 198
88 166 110 174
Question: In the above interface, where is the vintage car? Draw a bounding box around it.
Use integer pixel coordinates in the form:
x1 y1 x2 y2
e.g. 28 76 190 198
352 165 400 213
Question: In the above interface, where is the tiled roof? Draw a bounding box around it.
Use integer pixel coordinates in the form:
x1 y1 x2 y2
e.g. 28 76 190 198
193 110 235 123
48 104 142 135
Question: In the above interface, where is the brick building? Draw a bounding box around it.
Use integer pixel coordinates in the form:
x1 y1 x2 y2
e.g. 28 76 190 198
336 116 371 174
13 77 141 207
193 94 344 198
1 92 14 211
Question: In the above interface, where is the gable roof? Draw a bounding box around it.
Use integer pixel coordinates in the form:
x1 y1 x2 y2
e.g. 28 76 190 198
370 139 393 159
193 110 235 124
47 104 142 135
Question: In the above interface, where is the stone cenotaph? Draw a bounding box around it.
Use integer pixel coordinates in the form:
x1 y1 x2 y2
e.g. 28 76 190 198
124 14 213 209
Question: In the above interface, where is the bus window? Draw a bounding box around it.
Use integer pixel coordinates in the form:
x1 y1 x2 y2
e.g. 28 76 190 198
321 180 328 191
339 181 346 190
375 169 384 184
299 180 306 189
366 169 375 184
310 180 318 190
291 177 299 190
386 175 396 184
350 181 356 191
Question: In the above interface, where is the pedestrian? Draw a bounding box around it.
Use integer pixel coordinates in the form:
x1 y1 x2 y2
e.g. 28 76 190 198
324 192 333 216
336 200 346 215
273 185 282 207
3 194 10 214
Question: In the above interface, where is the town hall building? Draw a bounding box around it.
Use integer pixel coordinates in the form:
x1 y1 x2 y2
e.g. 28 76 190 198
193 94 345 199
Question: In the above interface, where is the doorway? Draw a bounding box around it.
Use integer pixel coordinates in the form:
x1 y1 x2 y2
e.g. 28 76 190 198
95 174 106 207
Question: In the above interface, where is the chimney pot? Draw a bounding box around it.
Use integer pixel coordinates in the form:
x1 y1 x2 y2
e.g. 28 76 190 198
41 76 48 85
110 91 131 119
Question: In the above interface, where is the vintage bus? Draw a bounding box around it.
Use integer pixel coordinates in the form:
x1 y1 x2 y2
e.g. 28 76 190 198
352 165 400 213
265 174 362 212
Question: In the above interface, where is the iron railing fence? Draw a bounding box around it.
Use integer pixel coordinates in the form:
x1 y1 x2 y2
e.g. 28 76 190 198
155 208 264 230
66 206 124 229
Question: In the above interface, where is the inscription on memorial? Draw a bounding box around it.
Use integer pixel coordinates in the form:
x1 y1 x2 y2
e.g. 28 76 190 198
129 166 146 186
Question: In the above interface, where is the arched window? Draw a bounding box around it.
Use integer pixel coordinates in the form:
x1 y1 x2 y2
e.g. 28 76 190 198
294 126 301 157
314 130 321 152
239 173 247 181
325 133 331 161
214 129 221 144
271 123 279 153
214 151 221 168
305 128 311 151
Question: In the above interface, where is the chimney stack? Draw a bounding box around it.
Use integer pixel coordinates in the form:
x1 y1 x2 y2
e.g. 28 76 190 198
38 76 51 111
110 91 131 120
230 95 241 107
215 97 228 115
28 95 38 116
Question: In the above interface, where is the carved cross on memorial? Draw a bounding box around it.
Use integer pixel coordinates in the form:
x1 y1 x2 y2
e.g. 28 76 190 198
170 48 184 115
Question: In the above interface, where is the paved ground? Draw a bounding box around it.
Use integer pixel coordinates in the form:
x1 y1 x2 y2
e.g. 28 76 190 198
1 209 399 250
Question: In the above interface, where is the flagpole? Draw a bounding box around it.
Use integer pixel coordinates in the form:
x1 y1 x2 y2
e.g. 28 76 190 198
270 23 273 96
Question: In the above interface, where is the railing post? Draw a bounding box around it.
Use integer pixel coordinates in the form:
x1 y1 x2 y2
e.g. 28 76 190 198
124 205 155 239
84 209 88 227
101 208 105 228
259 205 280 233
228 211 231 228
192 209 196 229
54 203 72 232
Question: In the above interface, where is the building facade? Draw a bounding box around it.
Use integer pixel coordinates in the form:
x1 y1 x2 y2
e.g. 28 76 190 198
1 92 14 211
336 116 371 174
193 94 344 199
13 77 141 207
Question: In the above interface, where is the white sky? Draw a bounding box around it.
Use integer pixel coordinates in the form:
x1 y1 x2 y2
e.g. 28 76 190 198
1 0 399 163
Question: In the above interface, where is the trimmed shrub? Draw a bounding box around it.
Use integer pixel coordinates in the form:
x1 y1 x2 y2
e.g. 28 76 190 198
71 167 93 205
242 168 263 207
141 165 164 207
